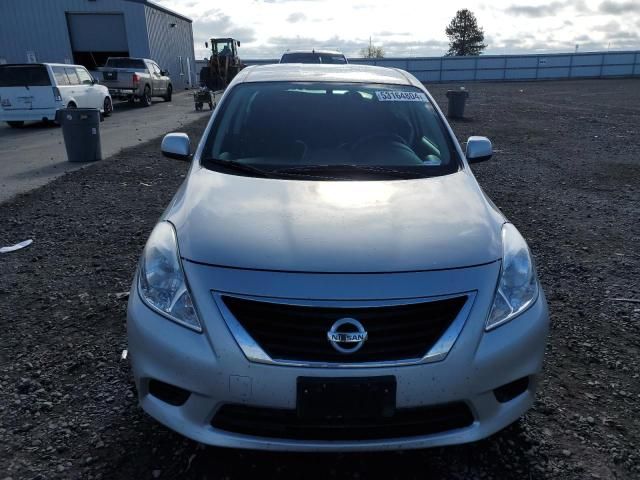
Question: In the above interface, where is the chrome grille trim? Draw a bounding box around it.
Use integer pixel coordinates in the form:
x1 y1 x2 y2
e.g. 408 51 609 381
212 291 477 368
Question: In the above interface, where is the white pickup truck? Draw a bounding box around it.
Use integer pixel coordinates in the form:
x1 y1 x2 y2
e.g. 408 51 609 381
99 57 172 107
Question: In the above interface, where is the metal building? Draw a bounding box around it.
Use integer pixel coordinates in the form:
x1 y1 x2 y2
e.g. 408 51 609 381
0 0 196 90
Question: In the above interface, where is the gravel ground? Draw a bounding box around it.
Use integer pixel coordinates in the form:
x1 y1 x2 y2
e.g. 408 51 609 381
1 78 639 480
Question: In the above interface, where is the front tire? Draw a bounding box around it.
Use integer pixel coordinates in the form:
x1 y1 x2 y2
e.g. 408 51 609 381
140 86 152 107
164 85 172 102
103 97 113 117
7 121 24 128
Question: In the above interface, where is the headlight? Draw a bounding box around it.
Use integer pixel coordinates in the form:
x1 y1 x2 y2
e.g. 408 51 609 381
138 221 202 332
486 223 539 331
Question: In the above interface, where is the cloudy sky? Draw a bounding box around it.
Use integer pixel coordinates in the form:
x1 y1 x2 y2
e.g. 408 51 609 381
153 0 640 59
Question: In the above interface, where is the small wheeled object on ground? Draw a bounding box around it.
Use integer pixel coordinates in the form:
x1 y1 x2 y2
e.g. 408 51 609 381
194 87 214 111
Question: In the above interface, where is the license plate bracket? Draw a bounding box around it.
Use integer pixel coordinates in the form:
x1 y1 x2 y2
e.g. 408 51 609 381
297 376 396 420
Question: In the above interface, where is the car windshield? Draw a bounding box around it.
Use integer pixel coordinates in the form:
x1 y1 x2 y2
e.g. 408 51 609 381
203 82 460 180
0 65 51 87
281 53 347 64
105 58 146 69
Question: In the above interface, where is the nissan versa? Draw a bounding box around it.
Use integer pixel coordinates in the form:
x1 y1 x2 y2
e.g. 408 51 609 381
127 64 549 450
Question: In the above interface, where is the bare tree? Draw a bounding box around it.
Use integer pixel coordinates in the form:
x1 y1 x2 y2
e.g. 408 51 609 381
360 37 385 58
445 9 487 56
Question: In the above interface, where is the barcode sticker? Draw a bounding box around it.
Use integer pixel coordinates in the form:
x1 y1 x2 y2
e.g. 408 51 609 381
375 91 428 102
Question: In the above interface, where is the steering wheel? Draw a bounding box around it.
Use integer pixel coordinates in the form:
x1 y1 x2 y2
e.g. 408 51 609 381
350 133 409 152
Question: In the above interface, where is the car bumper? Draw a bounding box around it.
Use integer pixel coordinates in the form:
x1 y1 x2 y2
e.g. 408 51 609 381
108 88 136 97
127 262 549 451
0 108 58 122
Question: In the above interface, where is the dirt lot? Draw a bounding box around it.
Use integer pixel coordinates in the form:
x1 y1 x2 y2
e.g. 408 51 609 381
1 79 639 480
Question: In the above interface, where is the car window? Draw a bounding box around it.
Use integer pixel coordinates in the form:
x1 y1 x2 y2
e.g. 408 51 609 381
51 66 70 86
64 68 80 85
0 65 51 87
204 82 460 180
320 54 347 64
281 53 319 63
280 53 347 64
105 58 146 69
76 68 93 85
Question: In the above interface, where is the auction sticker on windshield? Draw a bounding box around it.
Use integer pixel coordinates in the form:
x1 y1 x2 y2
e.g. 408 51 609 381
376 91 428 102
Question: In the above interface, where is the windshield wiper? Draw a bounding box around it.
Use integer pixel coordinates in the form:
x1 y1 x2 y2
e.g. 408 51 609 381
202 158 273 178
273 164 420 179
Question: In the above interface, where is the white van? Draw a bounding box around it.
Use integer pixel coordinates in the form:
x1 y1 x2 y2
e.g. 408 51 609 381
0 63 113 128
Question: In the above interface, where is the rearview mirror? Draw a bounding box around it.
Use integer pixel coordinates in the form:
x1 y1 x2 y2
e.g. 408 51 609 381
465 136 492 163
161 133 191 161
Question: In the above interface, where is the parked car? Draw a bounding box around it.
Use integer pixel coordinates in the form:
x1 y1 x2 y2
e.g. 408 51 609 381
0 63 112 128
280 50 348 64
127 64 549 451
99 57 172 107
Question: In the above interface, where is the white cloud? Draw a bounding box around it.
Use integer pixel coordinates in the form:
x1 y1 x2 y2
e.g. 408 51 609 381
286 12 307 23
152 0 640 58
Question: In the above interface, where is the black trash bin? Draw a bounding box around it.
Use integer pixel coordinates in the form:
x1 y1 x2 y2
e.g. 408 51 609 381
57 108 102 163
445 88 469 119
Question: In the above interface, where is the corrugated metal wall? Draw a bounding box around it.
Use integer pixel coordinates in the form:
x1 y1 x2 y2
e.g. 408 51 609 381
144 5 196 90
0 0 196 90
245 51 640 82
0 0 150 65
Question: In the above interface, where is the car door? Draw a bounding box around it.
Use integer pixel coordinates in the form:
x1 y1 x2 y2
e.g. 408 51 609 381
64 67 82 107
76 67 101 109
149 62 164 95
155 62 169 92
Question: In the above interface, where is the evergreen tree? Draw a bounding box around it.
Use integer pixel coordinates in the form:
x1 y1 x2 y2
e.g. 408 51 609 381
445 9 487 56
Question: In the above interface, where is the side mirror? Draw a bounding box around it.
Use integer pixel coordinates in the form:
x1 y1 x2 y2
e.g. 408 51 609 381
237 41 241 47
160 70 167 76
465 136 492 163
91 78 98 85
205 42 209 48
161 133 191 161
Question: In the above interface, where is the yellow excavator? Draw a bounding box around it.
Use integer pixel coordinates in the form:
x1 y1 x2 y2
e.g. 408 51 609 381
199 38 245 90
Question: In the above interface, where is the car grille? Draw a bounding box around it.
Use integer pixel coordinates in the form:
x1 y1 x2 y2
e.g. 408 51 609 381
211 402 474 440
221 295 468 363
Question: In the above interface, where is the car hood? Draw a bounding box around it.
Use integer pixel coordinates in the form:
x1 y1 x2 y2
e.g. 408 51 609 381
168 168 504 273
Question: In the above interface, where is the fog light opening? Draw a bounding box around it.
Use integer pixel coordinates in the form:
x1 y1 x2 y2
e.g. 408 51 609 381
494 376 530 403
148 379 191 406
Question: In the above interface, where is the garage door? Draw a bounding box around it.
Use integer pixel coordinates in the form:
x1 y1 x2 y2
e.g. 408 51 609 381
67 13 128 52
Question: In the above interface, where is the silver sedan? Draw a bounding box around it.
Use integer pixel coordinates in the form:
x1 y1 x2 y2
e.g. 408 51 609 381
127 64 549 451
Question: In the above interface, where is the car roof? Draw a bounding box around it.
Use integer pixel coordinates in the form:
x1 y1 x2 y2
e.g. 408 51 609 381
282 50 345 56
0 63 84 68
237 64 420 87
